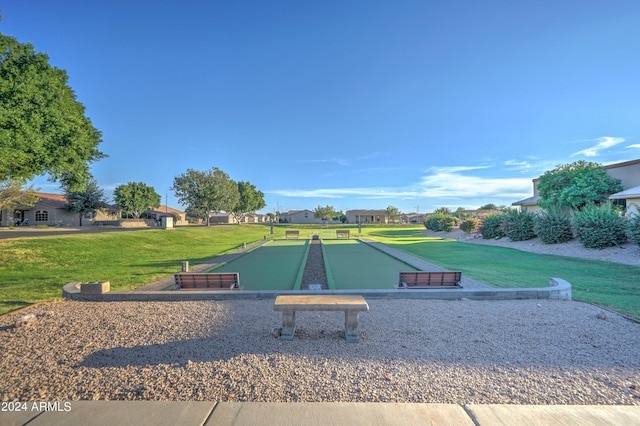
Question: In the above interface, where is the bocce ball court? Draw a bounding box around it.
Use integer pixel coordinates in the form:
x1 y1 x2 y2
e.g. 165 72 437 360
209 238 418 290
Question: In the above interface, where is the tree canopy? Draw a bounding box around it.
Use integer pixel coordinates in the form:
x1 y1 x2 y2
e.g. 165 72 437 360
114 182 161 219
231 181 265 224
63 178 107 226
172 167 240 225
537 161 622 210
0 178 38 212
313 205 337 221
384 205 402 222
0 33 105 185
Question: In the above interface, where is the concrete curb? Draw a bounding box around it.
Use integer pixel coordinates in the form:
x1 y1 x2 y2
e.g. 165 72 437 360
3 402 638 426
62 277 571 302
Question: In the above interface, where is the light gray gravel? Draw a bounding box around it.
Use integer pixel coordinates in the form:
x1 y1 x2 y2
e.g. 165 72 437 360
1 299 639 404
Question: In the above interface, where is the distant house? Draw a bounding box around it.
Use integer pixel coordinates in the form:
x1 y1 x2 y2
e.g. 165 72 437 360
345 209 387 224
513 158 640 214
280 209 327 224
149 205 187 224
0 192 120 227
401 213 426 224
209 212 236 224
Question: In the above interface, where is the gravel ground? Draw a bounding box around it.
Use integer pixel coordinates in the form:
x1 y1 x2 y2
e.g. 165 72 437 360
300 239 328 290
1 232 639 404
1 299 639 404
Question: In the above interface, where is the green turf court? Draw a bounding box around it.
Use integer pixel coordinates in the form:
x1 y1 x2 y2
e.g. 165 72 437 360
209 239 309 290
321 239 419 290
209 238 418 290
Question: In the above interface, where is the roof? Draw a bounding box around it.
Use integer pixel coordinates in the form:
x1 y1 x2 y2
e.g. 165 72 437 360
150 205 185 215
604 158 640 170
609 185 640 199
511 195 540 206
346 209 386 215
32 192 69 209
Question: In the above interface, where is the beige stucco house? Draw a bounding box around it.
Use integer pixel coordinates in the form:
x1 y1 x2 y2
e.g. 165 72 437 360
0 192 120 227
149 205 187 224
345 209 388 224
280 209 330 224
512 158 640 215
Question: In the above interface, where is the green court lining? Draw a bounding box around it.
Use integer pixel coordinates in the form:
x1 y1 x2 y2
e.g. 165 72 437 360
207 238 418 290
210 239 308 290
322 239 419 290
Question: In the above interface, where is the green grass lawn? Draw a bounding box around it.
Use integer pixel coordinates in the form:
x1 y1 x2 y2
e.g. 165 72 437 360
366 228 640 320
1 224 639 321
0 225 280 314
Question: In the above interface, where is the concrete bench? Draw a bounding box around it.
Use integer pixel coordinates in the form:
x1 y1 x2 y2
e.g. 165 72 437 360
285 230 300 239
273 295 369 343
336 229 350 239
174 272 242 290
396 271 462 289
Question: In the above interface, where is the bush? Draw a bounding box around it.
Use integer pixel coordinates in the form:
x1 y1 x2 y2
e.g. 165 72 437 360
460 218 481 234
573 204 627 249
425 213 458 232
534 207 573 244
627 207 640 246
480 214 506 239
502 210 536 241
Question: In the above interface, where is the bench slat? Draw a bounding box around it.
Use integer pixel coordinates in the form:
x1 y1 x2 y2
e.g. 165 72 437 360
175 272 241 290
398 271 462 289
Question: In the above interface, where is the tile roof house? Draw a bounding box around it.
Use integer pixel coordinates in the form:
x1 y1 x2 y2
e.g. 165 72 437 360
0 192 120 227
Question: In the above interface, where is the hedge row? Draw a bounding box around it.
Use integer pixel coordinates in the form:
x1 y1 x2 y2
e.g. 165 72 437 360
427 206 640 250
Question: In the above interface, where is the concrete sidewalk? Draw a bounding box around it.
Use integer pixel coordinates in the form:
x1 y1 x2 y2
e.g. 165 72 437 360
3 402 639 426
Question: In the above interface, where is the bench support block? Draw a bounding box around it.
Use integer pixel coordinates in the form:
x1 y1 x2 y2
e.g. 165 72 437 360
280 311 296 341
344 312 360 343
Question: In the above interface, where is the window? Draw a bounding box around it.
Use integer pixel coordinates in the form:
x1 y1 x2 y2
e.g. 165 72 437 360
35 210 49 222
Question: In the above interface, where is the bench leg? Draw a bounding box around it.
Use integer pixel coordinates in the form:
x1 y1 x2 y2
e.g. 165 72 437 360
280 311 296 341
344 312 360 343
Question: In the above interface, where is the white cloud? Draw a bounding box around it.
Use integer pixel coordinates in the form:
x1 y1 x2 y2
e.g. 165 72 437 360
626 144 640 149
418 166 531 199
571 136 626 157
269 164 533 202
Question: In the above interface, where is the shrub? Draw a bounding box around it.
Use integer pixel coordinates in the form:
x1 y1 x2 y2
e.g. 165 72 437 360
460 217 481 234
502 210 536 241
480 214 506 239
573 204 627 249
534 207 573 244
627 207 640 246
425 213 458 232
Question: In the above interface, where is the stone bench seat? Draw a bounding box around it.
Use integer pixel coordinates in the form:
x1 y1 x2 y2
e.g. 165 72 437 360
273 295 369 343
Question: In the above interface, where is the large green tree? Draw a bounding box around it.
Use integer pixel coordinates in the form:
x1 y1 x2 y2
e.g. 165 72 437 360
0 33 105 185
231 181 265 224
113 182 161 219
63 178 107 226
537 161 622 210
172 167 239 225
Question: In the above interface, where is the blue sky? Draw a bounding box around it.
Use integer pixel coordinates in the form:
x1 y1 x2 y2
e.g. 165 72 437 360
3 1 640 214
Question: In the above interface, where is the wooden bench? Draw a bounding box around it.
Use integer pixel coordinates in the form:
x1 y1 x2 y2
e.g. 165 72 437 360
273 295 369 343
336 229 350 239
396 271 462 289
174 272 242 290
285 230 300 239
